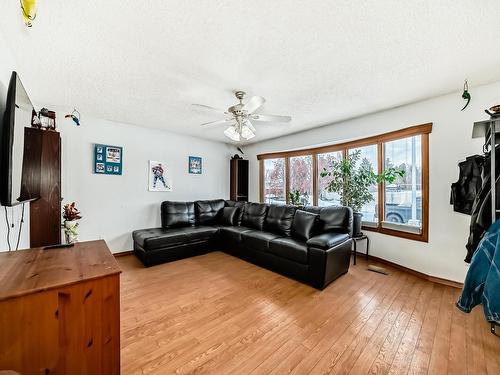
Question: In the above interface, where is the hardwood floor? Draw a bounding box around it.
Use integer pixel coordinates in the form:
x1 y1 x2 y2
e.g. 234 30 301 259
118 252 500 374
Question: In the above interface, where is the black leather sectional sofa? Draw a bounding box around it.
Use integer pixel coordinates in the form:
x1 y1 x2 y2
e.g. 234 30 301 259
133 199 353 290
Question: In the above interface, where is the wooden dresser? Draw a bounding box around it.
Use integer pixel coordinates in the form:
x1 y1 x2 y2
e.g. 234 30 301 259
0 240 121 375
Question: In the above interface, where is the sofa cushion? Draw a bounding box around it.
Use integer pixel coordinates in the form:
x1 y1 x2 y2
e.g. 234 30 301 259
269 237 308 264
292 210 319 241
133 226 218 251
220 206 240 226
225 200 245 225
318 206 353 234
195 199 225 225
161 201 195 228
304 205 353 236
241 203 269 230
241 230 281 250
182 226 219 242
133 228 188 250
219 226 253 244
307 232 350 250
264 204 297 236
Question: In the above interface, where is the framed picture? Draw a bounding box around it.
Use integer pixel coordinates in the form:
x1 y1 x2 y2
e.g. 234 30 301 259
94 144 123 175
148 160 172 192
188 156 202 174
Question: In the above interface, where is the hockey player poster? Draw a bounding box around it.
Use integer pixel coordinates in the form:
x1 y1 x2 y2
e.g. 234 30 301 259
148 160 172 192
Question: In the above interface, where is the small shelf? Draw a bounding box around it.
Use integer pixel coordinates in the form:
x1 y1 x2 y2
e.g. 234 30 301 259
472 118 500 140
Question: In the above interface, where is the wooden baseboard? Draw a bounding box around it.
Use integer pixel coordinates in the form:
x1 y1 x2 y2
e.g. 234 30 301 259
113 250 133 258
362 253 463 289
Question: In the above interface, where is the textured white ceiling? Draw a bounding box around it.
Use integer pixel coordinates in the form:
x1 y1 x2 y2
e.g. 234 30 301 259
1 1 500 144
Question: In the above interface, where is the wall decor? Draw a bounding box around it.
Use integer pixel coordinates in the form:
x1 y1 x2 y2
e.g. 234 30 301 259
148 160 172 192
188 156 202 174
461 79 471 111
94 144 123 175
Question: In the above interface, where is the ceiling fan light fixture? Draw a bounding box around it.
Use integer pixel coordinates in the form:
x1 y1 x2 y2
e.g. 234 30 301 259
240 125 255 140
224 126 240 142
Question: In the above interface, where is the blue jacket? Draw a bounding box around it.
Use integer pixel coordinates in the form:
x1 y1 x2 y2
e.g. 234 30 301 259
457 219 500 325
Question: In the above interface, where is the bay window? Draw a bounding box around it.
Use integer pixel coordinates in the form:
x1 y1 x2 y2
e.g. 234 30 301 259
348 145 379 224
263 158 286 204
317 151 342 207
289 155 313 206
258 123 431 242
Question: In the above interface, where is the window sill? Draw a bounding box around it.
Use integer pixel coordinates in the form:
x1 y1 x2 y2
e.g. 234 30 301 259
362 223 428 242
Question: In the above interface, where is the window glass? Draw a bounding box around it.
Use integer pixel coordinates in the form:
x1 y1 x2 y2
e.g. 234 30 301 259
317 151 342 207
263 158 286 204
384 135 422 227
348 145 378 223
289 155 313 206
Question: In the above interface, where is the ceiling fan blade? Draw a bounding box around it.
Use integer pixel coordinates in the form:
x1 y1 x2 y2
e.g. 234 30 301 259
251 114 292 123
200 118 232 127
245 120 256 132
242 96 266 114
192 104 227 114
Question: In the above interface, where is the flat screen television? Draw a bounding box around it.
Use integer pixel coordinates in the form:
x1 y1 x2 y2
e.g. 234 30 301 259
0 71 40 206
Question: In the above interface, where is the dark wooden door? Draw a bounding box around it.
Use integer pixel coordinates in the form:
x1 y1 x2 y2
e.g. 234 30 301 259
230 159 249 201
29 130 61 247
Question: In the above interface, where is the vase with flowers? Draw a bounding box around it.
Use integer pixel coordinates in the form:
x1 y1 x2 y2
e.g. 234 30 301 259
62 202 82 244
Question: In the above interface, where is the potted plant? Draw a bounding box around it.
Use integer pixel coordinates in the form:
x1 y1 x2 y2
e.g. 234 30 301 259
62 202 82 244
288 189 302 206
320 150 405 237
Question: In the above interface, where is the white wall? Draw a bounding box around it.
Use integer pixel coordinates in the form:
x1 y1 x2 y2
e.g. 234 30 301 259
58 115 232 252
242 81 500 283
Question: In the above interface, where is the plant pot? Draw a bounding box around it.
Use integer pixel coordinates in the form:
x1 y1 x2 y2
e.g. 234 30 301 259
353 212 363 237
64 220 79 244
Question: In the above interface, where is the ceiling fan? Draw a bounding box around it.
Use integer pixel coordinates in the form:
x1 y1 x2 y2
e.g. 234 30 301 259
193 91 291 142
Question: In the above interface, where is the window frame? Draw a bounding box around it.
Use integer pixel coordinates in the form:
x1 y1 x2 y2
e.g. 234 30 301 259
258 123 431 242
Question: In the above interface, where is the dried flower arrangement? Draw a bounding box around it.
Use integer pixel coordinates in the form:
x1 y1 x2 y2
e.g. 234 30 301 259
62 202 82 222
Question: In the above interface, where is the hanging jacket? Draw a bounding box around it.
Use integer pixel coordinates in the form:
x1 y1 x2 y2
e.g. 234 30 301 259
465 146 500 263
457 219 500 326
450 155 484 215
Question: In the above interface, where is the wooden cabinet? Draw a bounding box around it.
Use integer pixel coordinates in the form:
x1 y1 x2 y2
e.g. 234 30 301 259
230 158 249 201
27 128 61 247
0 240 121 375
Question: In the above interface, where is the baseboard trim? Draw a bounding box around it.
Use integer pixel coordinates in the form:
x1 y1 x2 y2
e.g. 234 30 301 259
114 250 134 258
363 253 463 289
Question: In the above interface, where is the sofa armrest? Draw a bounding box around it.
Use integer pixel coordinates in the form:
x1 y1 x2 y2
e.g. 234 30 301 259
307 232 350 250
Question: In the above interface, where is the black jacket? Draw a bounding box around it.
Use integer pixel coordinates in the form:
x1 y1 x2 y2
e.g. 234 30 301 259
451 155 484 215
465 147 500 263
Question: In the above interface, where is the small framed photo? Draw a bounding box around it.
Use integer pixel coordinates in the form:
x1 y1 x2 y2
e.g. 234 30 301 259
94 144 123 175
96 163 105 173
188 156 202 174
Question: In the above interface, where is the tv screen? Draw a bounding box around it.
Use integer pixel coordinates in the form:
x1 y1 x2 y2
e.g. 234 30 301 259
1 71 39 206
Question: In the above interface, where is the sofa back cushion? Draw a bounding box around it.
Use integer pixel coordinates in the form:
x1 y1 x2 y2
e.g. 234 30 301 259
292 210 319 241
241 202 269 230
161 201 195 228
195 199 225 225
225 200 245 225
219 206 240 226
319 206 353 236
264 204 297 236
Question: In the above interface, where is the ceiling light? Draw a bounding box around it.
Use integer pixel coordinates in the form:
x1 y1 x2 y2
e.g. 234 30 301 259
224 126 240 142
241 125 255 140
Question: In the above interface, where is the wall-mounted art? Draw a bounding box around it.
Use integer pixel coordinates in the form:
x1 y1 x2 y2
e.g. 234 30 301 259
148 160 172 192
188 156 202 174
94 144 122 175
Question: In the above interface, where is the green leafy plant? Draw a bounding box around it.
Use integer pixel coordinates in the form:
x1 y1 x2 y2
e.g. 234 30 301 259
288 189 302 206
319 150 405 213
